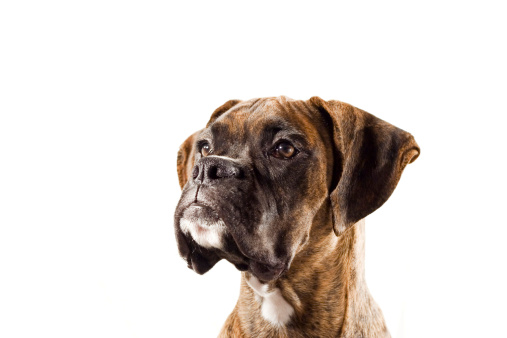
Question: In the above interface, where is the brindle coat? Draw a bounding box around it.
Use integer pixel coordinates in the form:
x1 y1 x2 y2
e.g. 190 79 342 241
174 96 419 337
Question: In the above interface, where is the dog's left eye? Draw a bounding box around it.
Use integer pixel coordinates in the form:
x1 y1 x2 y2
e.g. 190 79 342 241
200 142 211 156
271 141 298 159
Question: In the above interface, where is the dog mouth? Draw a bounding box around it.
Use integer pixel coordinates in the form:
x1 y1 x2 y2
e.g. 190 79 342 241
179 203 226 249
175 201 246 273
176 201 290 281
182 202 221 222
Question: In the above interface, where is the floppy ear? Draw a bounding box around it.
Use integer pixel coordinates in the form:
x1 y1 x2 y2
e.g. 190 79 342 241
176 130 200 189
309 97 420 236
206 99 242 127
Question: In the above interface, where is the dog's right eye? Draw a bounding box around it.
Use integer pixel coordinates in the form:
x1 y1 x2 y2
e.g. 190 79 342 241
271 141 298 159
200 142 211 157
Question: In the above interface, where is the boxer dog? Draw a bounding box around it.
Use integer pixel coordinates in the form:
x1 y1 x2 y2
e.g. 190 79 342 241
174 96 419 337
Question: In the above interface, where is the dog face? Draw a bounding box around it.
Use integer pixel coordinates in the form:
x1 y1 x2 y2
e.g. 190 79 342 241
174 96 419 282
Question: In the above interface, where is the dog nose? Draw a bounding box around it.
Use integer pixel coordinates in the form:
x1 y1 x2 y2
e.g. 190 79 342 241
192 157 244 184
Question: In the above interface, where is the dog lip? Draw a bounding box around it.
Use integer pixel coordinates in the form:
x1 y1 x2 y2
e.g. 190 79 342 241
177 197 287 278
178 200 222 221
189 201 208 208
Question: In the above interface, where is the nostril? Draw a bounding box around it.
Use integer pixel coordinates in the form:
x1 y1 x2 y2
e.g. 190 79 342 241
198 159 245 182
234 167 244 179
192 166 199 179
208 166 219 179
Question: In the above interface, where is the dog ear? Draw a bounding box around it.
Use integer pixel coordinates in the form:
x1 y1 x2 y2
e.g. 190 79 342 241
309 97 420 236
177 130 200 189
206 99 242 126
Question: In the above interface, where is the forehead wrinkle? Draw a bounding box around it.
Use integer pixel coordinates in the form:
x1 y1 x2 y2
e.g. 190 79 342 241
248 98 263 111
256 96 315 124
284 100 327 146
210 98 322 148
245 103 320 147
259 97 288 114
208 109 250 156
245 98 286 129
213 109 249 134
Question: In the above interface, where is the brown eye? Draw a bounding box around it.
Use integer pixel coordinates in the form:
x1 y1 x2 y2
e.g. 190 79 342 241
272 141 297 159
201 143 211 156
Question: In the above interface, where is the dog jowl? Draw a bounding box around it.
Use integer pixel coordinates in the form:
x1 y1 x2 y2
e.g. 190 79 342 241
173 96 419 337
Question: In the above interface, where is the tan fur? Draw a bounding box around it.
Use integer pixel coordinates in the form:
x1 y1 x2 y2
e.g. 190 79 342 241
219 209 390 337
175 96 418 337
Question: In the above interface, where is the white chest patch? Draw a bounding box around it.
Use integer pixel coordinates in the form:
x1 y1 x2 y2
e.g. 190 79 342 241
246 276 294 326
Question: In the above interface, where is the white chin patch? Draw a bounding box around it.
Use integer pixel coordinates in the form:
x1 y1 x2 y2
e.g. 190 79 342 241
246 276 294 326
180 216 226 249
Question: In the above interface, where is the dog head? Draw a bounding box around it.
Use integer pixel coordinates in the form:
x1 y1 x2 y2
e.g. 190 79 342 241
174 96 419 281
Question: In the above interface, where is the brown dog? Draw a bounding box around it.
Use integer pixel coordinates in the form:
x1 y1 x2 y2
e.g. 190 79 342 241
174 96 419 337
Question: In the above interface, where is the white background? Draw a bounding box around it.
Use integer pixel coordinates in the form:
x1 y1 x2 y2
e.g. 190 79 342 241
1 1 506 337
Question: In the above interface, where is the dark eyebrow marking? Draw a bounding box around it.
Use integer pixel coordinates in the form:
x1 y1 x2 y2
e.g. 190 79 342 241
259 120 308 147
210 122 236 140
261 117 305 134
195 129 212 144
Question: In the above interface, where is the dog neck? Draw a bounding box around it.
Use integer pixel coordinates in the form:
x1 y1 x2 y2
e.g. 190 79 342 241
223 204 389 337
